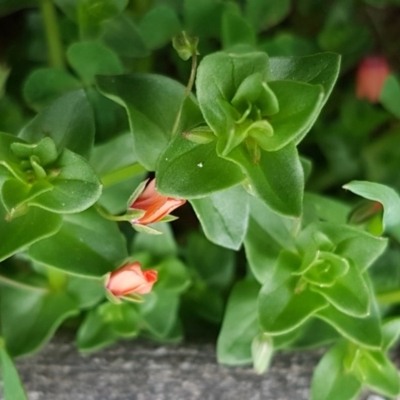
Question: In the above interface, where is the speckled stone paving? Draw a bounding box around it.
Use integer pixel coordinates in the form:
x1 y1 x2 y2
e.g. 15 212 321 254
4 333 389 400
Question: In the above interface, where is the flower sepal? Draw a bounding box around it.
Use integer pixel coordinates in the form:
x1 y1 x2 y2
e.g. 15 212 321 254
104 286 123 305
126 179 149 208
132 223 163 235
125 209 146 220
120 293 145 303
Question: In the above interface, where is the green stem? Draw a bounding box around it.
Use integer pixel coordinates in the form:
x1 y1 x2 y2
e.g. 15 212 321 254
101 163 146 188
95 205 133 222
376 290 400 305
39 0 64 69
47 267 67 290
171 52 198 136
0 274 47 293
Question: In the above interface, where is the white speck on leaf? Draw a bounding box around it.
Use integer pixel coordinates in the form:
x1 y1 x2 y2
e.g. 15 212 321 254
197 162 203 168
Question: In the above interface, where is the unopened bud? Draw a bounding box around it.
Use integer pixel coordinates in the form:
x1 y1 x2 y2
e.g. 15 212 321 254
183 126 215 144
172 31 199 61
252 333 274 374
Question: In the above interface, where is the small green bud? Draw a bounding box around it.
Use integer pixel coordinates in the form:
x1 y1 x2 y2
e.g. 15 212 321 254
0 64 10 99
252 333 274 374
11 137 58 166
30 156 47 180
172 31 200 61
183 126 215 144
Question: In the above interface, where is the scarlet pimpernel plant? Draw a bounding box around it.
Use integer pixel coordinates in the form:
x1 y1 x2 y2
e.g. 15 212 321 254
1 1 400 399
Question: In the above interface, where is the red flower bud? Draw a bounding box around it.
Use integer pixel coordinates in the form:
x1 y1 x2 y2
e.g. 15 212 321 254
129 179 185 225
356 56 390 103
106 262 158 297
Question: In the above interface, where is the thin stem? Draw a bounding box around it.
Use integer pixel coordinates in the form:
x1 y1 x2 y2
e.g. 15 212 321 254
0 274 47 294
47 268 67 290
376 289 400 305
101 163 146 188
39 0 64 69
95 204 132 222
171 53 198 136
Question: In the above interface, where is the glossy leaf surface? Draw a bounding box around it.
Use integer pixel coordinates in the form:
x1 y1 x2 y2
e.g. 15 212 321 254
28 208 127 277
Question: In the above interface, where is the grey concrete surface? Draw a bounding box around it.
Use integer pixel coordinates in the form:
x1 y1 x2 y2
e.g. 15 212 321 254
7 334 389 400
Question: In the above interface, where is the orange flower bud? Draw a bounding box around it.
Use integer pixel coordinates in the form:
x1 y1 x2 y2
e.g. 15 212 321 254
106 262 158 297
356 56 390 103
129 179 185 225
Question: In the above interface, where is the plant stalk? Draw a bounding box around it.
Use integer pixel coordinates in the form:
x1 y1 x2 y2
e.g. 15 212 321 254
39 0 64 69
171 52 198 136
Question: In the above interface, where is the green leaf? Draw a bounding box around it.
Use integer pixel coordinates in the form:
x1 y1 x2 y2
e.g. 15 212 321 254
184 287 224 323
260 33 317 58
303 193 351 225
185 232 235 290
334 234 388 272
245 0 291 31
299 222 388 272
76 311 116 352
269 52 341 109
86 87 129 142
0 202 62 262
354 349 400 398
226 142 304 217
196 51 270 138
67 41 123 86
343 180 400 232
263 80 323 151
258 251 329 334
1 179 53 215
19 90 95 159
0 286 79 357
363 128 400 189
97 74 203 170
156 131 244 198
291 319 339 349
132 223 177 262
11 137 58 166
78 0 128 38
316 300 382 349
0 132 25 177
217 280 261 365
66 275 104 309
29 208 128 277
154 258 191 293
0 96 26 134
382 317 400 350
76 302 139 352
23 68 82 111
140 289 180 338
183 0 223 38
90 132 145 214
0 339 28 400
311 268 371 318
380 75 400 118
248 195 297 249
341 96 389 138
244 216 283 283
26 149 102 214
138 5 181 50
317 2 370 70
311 341 361 400
100 14 149 58
221 3 256 49
190 184 249 250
